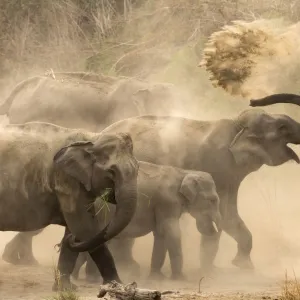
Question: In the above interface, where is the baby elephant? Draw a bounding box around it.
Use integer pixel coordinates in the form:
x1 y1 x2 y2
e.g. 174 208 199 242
71 161 221 281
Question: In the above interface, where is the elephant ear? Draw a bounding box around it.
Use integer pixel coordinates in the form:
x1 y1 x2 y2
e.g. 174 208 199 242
53 141 95 191
179 174 199 203
229 127 270 165
229 111 273 165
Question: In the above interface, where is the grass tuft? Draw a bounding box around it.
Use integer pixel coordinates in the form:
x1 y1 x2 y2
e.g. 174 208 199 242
282 271 300 300
46 264 80 300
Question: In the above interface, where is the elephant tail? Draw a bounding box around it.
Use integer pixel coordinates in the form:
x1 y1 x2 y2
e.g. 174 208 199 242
0 76 44 115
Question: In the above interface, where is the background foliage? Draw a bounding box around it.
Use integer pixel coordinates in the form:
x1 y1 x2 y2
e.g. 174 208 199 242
1 0 300 116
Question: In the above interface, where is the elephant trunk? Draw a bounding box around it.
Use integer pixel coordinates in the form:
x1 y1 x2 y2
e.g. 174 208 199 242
67 178 138 252
196 212 222 236
250 94 300 107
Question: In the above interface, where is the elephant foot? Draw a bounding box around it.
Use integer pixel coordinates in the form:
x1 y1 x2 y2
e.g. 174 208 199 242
2 250 39 266
86 274 101 284
71 272 79 281
52 275 78 292
148 271 167 281
232 255 254 270
2 236 39 266
2 250 20 265
170 273 187 281
18 255 39 266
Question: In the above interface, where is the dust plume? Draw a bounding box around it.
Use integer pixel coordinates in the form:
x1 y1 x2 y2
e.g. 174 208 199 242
2 1 300 299
200 18 300 99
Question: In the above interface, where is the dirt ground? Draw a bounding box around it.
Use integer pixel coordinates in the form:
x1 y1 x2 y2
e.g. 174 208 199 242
0 255 283 300
0 263 280 300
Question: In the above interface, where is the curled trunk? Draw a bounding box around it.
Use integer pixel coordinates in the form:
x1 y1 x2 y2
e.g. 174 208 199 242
67 179 138 252
250 93 300 107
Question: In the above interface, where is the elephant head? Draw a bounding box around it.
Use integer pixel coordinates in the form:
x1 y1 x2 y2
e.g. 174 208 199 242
249 93 300 108
229 109 300 168
108 78 178 118
53 132 139 252
131 82 177 116
179 173 222 236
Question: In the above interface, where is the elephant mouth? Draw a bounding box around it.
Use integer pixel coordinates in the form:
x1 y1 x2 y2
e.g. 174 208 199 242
285 144 300 164
196 216 221 236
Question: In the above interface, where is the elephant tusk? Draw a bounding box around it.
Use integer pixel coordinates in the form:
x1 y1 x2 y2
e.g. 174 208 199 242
212 221 219 233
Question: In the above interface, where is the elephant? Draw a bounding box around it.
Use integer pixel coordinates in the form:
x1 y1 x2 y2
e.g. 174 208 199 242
92 108 300 274
55 161 222 282
0 72 186 131
0 121 139 290
0 72 188 268
5 108 300 276
249 93 300 108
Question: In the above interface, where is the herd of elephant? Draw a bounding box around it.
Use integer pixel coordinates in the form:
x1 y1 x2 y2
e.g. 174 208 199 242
0 71 300 291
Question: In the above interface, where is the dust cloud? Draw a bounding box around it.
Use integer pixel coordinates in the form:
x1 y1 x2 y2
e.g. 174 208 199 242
201 18 300 99
2 7 300 300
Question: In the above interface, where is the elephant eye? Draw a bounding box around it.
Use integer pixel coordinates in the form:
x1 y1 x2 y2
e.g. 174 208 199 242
209 196 218 205
95 152 109 164
278 124 289 134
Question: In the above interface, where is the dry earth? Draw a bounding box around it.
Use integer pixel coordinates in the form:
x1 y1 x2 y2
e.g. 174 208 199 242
0 256 282 300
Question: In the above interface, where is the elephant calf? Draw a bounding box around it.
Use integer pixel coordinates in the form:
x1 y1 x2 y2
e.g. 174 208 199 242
67 161 222 281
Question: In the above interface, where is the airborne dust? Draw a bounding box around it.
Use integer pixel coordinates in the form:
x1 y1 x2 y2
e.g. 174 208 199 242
1 2 300 300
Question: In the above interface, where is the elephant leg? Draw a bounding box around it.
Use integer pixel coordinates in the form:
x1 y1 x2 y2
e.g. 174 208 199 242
53 228 79 291
199 231 222 274
85 254 101 283
2 229 43 265
58 194 122 288
223 215 253 269
149 231 168 280
109 238 140 277
161 220 185 281
72 252 88 280
88 243 122 284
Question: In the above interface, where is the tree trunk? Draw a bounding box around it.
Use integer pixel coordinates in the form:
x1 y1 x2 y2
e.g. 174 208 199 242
97 281 161 300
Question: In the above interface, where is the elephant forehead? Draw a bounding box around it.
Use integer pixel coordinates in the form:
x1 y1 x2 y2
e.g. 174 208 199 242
94 133 133 149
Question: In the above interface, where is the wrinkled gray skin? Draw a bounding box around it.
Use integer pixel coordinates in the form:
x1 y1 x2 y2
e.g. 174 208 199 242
0 72 185 131
5 108 300 276
95 109 300 273
250 93 300 108
0 122 139 290
60 161 222 281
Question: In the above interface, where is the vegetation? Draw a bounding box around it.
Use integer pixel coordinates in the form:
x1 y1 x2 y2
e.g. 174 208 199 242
47 265 80 300
1 1 300 113
282 272 300 300
1 0 300 80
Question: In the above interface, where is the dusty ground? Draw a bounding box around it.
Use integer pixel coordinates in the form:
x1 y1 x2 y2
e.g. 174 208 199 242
0 258 283 300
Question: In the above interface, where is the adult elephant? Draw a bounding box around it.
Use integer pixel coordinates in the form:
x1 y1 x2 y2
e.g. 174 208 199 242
0 72 186 131
249 93 300 108
94 108 300 273
0 121 139 290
